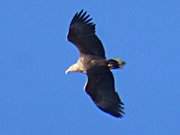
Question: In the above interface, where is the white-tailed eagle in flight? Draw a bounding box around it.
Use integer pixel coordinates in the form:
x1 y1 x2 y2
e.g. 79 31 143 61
66 10 125 118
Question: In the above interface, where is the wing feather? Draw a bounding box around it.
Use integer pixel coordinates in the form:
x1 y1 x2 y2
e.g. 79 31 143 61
67 10 106 58
85 66 124 118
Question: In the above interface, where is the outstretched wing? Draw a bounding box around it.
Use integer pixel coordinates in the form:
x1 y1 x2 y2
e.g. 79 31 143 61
85 66 124 118
67 10 106 58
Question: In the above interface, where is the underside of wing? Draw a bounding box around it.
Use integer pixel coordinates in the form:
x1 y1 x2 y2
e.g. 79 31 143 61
67 10 106 58
85 66 124 118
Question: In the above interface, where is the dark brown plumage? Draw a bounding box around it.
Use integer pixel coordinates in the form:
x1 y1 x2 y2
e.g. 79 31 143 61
67 10 105 58
66 10 125 118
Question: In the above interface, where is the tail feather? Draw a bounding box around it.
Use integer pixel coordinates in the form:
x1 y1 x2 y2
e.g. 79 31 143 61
108 58 126 69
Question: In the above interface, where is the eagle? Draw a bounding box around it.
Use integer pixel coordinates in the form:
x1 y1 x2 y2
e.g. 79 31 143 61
66 10 125 118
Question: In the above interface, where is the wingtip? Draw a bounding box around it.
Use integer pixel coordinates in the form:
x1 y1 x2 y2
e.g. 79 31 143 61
71 9 94 25
79 9 84 13
98 105 125 118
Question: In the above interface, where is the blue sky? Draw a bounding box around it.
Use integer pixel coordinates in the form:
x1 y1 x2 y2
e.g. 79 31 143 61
0 0 180 135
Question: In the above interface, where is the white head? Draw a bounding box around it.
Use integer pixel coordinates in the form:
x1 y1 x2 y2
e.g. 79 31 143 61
65 63 82 74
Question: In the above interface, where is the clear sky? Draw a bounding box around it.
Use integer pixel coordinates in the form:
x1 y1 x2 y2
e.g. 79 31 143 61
0 0 180 135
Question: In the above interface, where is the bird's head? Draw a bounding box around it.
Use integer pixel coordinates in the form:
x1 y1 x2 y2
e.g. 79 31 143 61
65 66 75 74
65 63 83 74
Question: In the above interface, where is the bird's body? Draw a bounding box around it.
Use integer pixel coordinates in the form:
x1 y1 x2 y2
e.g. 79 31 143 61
66 54 107 74
66 10 125 118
